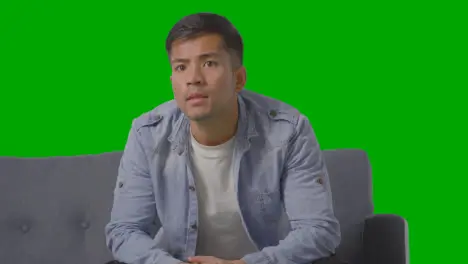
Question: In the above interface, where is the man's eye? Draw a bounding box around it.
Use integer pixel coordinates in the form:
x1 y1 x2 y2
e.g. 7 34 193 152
174 65 185 71
204 61 217 67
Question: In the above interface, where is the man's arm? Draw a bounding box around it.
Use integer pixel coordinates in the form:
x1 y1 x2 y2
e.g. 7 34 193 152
104 119 181 264
241 114 341 264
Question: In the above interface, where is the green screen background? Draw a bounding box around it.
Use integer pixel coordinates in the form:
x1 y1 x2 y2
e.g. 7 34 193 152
1 1 466 263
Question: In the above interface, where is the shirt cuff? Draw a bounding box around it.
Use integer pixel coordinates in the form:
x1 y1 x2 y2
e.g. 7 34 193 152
151 252 185 264
242 252 274 264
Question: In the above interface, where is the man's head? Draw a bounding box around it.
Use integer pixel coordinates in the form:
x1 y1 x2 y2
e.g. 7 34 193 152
166 13 246 122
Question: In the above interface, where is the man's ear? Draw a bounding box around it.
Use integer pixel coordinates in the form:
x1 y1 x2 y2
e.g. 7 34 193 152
235 66 246 92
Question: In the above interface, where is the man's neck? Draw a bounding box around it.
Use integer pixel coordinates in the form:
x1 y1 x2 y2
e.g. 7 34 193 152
190 104 239 147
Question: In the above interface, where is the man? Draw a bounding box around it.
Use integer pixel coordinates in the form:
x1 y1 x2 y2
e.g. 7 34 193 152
105 12 341 264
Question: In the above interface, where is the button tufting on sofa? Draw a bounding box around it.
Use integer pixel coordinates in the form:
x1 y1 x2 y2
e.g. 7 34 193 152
80 220 90 229
20 224 30 233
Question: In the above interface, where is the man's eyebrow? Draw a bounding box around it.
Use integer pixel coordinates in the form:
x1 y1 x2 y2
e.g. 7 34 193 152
198 52 221 58
171 52 221 64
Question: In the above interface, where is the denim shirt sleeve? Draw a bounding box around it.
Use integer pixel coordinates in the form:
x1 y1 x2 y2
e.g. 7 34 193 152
104 119 182 264
242 114 341 264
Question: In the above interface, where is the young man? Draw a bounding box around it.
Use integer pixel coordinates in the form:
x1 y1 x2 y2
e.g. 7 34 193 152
105 12 341 264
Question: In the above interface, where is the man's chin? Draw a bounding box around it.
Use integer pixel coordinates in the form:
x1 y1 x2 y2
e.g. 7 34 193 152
186 112 212 122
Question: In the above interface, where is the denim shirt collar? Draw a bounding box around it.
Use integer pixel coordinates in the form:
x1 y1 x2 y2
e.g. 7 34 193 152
167 92 258 156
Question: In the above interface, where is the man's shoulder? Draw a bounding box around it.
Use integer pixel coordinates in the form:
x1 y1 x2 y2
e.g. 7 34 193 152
132 99 181 131
240 89 302 125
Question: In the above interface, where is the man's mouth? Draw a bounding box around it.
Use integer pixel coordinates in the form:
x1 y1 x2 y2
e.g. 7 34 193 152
187 94 208 101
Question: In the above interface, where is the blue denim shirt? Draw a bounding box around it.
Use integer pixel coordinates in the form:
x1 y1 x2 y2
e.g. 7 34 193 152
105 90 341 264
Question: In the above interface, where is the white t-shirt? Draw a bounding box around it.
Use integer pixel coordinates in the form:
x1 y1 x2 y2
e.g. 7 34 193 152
189 132 258 260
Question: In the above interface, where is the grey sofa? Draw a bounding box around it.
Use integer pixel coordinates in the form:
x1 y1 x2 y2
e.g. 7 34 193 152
0 149 408 264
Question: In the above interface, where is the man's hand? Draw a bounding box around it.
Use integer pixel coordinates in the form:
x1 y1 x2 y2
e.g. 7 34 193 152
187 256 246 264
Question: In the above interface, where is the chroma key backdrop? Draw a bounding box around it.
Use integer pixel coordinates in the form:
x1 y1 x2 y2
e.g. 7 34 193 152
1 1 466 264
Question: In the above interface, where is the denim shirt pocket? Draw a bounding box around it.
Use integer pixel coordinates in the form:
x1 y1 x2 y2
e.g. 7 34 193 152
249 187 282 224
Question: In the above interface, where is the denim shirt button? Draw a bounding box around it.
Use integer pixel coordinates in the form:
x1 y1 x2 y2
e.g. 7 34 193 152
316 177 324 185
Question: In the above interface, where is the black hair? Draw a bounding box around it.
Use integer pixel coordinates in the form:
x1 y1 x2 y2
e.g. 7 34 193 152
165 12 243 67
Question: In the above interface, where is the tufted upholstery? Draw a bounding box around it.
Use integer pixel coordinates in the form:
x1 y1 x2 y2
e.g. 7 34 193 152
0 152 120 264
0 149 407 264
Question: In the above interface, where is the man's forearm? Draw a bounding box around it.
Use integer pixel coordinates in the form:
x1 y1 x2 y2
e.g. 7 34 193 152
106 224 182 264
241 222 340 264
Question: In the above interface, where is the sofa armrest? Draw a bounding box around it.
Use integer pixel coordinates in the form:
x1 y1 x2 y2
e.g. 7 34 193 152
363 214 409 264
312 254 349 264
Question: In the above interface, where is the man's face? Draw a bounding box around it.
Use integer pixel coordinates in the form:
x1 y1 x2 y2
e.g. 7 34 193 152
169 33 244 122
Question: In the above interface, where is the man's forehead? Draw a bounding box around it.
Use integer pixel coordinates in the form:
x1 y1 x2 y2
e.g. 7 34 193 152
170 34 227 59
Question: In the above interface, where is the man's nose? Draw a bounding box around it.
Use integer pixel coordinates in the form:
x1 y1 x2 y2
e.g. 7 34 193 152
186 65 203 85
